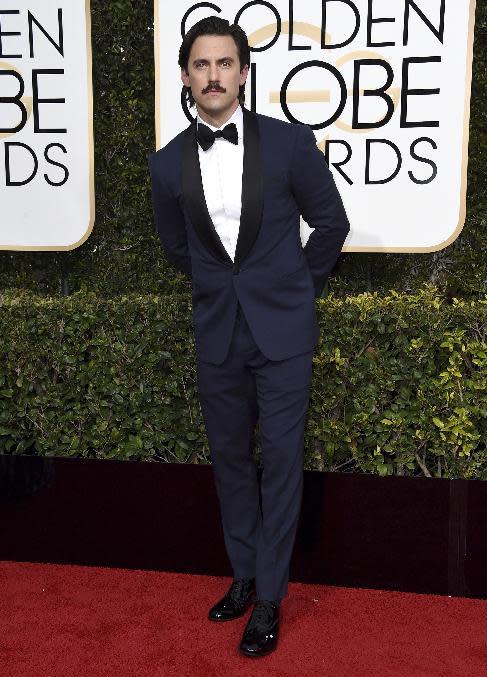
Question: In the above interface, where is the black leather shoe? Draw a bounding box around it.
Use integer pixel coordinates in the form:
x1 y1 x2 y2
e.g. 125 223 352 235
239 600 280 657
208 577 255 621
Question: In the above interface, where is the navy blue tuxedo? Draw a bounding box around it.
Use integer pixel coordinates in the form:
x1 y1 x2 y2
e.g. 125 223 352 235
148 107 350 366
148 106 350 602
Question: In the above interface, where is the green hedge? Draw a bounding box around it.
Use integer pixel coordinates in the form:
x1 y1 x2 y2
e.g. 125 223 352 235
0 0 485 298
1 288 485 479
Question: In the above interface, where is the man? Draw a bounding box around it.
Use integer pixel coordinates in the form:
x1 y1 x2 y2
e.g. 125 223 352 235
148 16 350 657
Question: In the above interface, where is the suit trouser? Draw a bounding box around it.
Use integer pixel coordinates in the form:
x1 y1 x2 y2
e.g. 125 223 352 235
195 301 314 603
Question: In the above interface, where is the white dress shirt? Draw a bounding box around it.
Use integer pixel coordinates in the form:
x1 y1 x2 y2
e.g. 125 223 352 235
196 105 244 262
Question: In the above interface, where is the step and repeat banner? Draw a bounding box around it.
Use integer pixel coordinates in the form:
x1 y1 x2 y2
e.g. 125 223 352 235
0 0 94 250
154 0 476 252
0 2 476 252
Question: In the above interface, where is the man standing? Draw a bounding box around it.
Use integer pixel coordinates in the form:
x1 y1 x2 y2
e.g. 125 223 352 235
148 16 350 657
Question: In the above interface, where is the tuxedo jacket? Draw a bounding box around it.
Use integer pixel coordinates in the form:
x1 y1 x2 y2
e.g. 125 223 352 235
148 106 350 365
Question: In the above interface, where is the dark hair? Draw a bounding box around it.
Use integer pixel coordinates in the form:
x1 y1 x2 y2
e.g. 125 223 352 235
178 16 251 108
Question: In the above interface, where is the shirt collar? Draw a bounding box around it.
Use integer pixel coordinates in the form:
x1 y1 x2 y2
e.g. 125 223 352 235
196 104 243 141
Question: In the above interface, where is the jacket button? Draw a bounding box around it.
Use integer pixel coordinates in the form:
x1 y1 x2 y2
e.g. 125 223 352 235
233 267 240 275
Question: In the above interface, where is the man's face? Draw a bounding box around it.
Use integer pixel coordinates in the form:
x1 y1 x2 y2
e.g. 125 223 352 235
181 34 249 123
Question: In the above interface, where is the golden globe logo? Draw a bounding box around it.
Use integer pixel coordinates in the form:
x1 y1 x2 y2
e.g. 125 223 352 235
0 1 94 251
0 55 69 188
155 0 476 252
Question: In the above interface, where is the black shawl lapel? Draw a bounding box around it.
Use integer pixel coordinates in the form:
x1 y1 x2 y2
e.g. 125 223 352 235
181 106 263 270
181 118 232 265
234 107 264 269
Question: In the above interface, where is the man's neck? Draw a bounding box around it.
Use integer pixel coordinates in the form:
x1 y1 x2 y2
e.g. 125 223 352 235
196 100 240 129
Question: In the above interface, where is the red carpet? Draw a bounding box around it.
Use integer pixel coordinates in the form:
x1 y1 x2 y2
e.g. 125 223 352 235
1 561 486 676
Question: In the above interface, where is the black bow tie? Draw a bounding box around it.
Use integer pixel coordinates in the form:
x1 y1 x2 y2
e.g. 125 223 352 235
196 122 238 151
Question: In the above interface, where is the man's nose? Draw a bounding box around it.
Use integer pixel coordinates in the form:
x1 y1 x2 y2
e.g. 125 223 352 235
208 63 218 81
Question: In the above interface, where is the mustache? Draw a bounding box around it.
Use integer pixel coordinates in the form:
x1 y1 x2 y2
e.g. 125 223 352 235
203 83 226 94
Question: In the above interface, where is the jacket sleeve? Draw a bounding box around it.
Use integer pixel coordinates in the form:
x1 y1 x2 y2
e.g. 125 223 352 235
290 125 350 298
148 152 192 279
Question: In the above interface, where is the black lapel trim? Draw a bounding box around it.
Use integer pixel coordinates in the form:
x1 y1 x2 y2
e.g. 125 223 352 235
180 107 263 269
181 118 232 265
234 107 264 269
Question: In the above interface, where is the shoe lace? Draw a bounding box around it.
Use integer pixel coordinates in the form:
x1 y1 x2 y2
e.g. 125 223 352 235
247 601 275 632
229 578 252 601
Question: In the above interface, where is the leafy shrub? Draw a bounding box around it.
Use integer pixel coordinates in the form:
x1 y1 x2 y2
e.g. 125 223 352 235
1 287 485 479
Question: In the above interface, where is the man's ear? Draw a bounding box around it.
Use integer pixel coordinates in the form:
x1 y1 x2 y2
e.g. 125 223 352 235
239 64 249 86
181 67 190 87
